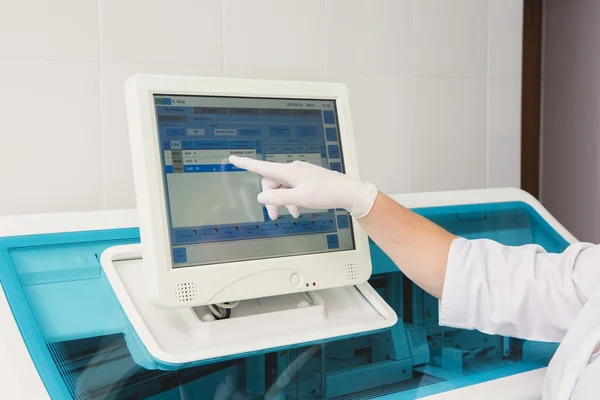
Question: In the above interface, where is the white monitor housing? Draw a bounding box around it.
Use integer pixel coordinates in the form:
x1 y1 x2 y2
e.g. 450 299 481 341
125 74 372 308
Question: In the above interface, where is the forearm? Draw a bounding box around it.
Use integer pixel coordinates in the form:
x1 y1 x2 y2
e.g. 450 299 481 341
358 192 456 299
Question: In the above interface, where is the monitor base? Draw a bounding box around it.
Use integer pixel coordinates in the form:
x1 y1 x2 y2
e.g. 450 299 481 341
100 244 398 369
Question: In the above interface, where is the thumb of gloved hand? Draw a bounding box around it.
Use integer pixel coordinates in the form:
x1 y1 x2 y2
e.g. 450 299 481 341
228 155 378 220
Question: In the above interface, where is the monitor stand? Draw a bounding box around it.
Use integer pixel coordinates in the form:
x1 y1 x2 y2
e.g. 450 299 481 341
100 244 398 370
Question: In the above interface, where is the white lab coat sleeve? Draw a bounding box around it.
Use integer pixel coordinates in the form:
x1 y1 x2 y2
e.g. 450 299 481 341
439 237 600 342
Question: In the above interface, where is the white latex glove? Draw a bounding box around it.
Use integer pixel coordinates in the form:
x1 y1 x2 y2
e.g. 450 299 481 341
229 155 378 220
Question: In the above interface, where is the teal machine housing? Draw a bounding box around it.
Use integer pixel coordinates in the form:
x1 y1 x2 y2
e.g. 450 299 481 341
0 200 568 399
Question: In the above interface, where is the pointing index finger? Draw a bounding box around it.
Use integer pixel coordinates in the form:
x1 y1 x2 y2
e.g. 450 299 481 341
229 155 291 185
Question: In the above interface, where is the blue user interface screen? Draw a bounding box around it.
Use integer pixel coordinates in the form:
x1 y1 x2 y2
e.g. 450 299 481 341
153 95 355 267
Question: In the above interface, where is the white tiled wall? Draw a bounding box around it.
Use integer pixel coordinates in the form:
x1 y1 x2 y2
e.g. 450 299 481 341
0 0 523 215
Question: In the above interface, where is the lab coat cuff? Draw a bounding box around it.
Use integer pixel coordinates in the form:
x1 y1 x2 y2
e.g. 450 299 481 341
438 237 473 330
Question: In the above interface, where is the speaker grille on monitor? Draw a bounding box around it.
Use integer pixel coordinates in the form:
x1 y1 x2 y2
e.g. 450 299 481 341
345 263 359 281
174 282 198 303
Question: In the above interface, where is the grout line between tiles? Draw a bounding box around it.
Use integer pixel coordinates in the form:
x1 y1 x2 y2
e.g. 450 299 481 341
410 0 416 193
221 0 225 77
97 0 107 209
485 0 493 189
324 0 329 81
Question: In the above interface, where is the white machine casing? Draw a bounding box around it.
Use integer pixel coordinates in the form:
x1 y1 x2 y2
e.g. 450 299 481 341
0 188 571 398
124 74 372 308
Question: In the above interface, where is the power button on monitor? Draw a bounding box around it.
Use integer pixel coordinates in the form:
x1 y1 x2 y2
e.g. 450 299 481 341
290 273 302 288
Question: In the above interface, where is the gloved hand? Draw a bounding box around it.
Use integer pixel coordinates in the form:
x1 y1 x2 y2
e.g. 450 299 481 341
229 155 378 220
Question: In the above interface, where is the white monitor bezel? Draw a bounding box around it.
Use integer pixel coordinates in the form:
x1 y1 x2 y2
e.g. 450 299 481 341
125 74 372 308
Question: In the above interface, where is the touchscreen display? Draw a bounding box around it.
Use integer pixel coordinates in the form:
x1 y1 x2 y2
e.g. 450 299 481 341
154 95 355 267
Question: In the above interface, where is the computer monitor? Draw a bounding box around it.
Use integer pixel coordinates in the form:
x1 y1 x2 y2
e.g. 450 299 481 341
125 75 372 308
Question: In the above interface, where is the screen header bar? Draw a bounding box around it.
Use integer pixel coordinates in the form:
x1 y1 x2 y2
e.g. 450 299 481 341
154 95 336 111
